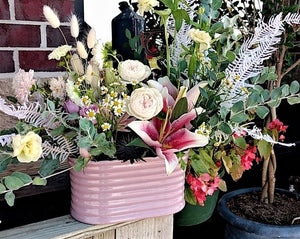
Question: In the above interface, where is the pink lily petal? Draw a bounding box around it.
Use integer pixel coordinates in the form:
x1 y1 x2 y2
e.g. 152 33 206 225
164 128 209 151
169 109 198 134
156 147 179 175
128 121 162 147
152 117 171 136
186 82 207 111
158 76 178 99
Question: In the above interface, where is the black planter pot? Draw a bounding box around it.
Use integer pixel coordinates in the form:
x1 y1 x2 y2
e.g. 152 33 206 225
217 187 300 239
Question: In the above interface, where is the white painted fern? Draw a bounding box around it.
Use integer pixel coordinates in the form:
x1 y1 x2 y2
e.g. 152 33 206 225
222 12 300 108
42 135 78 162
168 0 198 64
0 134 15 147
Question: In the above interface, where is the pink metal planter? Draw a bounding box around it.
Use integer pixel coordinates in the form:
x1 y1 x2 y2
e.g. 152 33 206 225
69 157 185 225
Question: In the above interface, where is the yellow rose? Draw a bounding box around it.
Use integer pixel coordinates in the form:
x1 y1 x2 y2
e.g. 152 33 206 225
138 0 159 16
12 132 43 163
188 29 211 52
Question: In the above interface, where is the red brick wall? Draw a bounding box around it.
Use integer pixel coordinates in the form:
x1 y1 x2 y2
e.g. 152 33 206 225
0 0 75 77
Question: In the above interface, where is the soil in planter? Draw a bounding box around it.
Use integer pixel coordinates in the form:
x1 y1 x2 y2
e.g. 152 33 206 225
226 191 300 225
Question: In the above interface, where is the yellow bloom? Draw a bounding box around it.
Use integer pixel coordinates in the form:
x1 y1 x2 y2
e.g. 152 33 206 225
188 29 211 52
12 132 43 163
138 0 159 16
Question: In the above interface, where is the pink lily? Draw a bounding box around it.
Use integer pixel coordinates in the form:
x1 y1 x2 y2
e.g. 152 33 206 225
128 107 209 175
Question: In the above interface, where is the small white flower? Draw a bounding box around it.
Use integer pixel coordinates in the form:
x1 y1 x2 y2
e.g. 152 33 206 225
48 45 72 60
86 109 97 120
114 106 124 116
100 86 108 95
82 96 91 106
110 91 118 98
101 122 111 131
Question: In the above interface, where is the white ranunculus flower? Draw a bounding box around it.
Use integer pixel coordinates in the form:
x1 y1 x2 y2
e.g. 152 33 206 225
48 45 72 60
188 29 211 52
127 87 163 120
118 60 151 84
12 132 42 163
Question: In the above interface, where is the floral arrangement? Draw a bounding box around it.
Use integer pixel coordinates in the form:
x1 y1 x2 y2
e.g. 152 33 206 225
0 0 299 209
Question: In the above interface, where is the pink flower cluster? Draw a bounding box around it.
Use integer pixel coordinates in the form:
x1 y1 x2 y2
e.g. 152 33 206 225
240 145 261 170
268 119 288 141
12 69 36 104
187 173 220 206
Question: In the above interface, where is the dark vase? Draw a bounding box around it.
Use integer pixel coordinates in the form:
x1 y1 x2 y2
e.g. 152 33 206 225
174 190 219 226
111 1 145 60
217 187 300 239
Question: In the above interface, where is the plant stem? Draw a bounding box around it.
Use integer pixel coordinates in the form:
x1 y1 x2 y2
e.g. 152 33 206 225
164 22 171 78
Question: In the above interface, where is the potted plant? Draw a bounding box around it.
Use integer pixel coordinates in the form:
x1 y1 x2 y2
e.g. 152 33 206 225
0 0 299 232
0 4 210 225
136 0 300 232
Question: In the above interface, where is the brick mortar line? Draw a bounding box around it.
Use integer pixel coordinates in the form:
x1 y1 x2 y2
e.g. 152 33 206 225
0 20 70 26
0 72 66 79
0 47 59 51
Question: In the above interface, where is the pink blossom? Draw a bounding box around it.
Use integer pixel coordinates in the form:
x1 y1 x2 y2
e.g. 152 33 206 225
268 119 288 133
12 69 36 104
240 145 258 170
187 173 220 206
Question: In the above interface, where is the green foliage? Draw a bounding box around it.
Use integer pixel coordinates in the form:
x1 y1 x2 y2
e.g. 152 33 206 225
78 118 116 158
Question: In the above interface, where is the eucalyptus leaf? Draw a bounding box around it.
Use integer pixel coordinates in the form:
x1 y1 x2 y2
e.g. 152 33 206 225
32 176 47 186
220 122 232 134
0 154 12 173
281 84 289 97
290 81 300 94
270 88 282 100
47 99 56 111
40 158 60 177
77 136 92 148
287 95 300 105
230 112 248 124
0 183 6 193
5 191 15 207
11 172 32 184
231 101 244 113
211 0 222 10
226 51 236 62
4 176 24 190
79 118 93 132
256 106 270 119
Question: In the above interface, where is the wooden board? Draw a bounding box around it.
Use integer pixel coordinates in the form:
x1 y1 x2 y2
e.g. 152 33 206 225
0 214 174 239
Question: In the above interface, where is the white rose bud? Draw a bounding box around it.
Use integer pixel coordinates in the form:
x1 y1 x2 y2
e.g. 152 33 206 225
127 87 163 120
118 60 151 84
